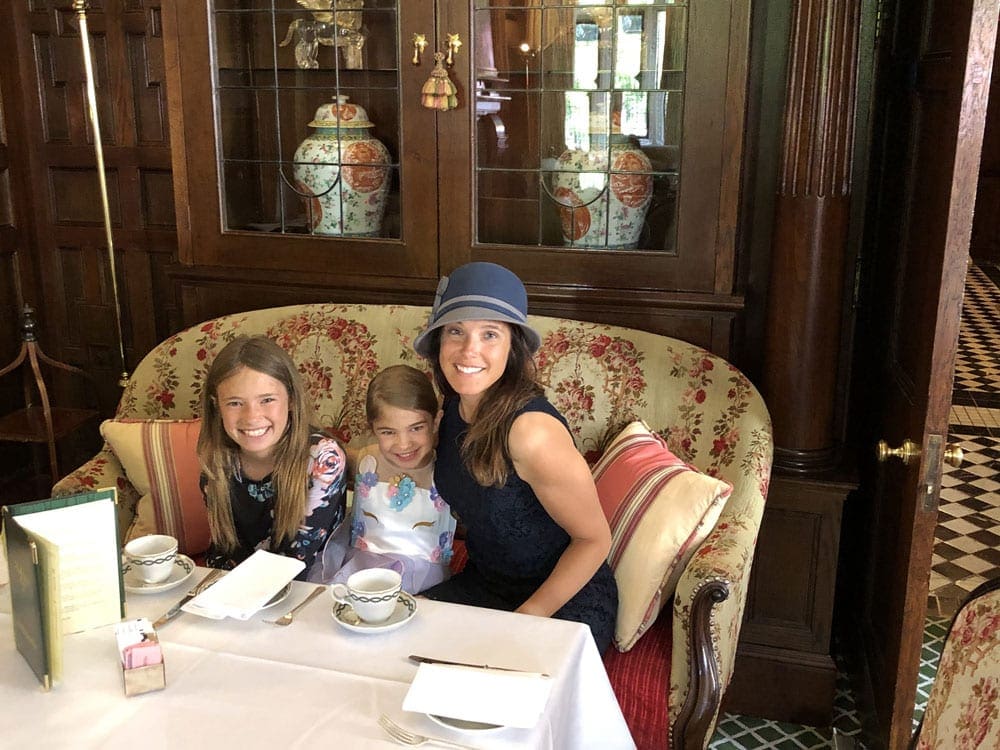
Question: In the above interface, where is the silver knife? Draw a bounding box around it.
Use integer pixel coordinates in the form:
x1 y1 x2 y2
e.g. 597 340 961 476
408 654 549 677
153 568 224 628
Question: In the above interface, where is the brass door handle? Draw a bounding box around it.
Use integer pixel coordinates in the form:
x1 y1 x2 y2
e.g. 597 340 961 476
876 439 964 467
944 443 964 467
877 439 920 465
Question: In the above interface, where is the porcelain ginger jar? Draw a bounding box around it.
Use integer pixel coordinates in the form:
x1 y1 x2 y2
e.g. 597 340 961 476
293 95 391 236
551 134 653 249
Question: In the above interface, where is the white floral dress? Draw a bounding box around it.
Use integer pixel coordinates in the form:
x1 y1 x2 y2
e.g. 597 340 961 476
328 445 456 594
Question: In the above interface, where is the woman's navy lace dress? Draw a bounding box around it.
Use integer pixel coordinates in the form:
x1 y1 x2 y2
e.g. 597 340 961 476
423 396 618 654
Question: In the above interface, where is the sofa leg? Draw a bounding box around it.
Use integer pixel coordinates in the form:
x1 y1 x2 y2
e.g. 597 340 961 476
671 580 730 750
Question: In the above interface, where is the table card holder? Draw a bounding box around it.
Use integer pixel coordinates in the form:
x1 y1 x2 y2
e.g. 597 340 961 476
116 619 165 696
122 663 166 696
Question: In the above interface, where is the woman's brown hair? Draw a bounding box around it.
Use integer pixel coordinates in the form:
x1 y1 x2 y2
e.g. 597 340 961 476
428 326 542 486
197 335 313 551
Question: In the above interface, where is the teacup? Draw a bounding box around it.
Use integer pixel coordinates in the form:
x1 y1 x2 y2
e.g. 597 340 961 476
331 568 402 624
124 534 178 584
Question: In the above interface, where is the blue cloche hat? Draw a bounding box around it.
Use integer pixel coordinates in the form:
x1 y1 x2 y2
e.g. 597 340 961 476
413 262 542 358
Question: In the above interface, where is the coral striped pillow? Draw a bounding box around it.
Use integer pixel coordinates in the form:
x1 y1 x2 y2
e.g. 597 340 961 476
593 421 732 651
100 418 210 556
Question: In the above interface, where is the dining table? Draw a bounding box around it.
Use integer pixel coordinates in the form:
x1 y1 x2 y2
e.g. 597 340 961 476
0 562 636 749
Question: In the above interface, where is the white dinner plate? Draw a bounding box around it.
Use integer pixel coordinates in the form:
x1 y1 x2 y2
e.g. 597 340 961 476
123 553 196 594
427 714 504 733
190 573 291 610
260 582 292 610
331 591 417 633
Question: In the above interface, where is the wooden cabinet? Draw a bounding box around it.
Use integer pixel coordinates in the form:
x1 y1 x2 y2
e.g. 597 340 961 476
723 474 853 725
164 1 751 349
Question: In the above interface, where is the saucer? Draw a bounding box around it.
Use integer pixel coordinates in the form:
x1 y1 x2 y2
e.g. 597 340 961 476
123 554 195 593
427 714 504 733
331 591 417 633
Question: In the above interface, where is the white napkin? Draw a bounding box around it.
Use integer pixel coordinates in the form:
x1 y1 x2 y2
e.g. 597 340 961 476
182 550 304 620
402 663 552 729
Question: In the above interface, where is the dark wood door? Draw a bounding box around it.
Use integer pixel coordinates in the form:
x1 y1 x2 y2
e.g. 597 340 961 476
853 0 998 747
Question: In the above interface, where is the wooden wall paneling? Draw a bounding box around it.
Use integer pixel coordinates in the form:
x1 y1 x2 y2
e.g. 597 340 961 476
171 266 739 357
7 0 179 420
724 475 851 725
0 7 47 497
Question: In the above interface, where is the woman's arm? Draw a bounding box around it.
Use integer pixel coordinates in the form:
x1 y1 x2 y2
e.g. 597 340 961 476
508 412 612 617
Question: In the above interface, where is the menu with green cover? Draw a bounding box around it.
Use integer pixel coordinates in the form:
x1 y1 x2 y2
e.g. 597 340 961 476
2 488 124 688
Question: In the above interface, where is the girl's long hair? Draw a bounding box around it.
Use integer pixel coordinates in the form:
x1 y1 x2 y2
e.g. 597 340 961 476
429 326 542 487
197 335 313 551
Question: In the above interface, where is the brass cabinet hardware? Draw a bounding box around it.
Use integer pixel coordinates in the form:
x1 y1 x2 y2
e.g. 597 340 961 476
412 33 427 65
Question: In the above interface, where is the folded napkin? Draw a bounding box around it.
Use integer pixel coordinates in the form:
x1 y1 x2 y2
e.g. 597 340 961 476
402 663 552 729
181 550 304 620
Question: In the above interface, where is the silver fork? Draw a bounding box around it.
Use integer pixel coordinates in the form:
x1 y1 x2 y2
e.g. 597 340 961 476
264 585 325 626
377 714 473 749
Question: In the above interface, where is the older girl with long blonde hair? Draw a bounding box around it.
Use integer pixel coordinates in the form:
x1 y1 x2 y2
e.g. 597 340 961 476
198 335 348 579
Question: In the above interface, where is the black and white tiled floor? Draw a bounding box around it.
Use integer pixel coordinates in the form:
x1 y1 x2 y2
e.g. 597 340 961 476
930 262 1000 615
711 263 1000 749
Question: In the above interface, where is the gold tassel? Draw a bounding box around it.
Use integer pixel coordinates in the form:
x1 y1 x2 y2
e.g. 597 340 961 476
421 52 458 111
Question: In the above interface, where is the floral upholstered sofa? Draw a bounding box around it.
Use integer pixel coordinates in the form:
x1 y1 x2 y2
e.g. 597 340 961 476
53 303 772 749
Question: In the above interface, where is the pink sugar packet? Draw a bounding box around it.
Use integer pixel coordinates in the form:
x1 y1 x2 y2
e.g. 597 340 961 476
115 618 163 669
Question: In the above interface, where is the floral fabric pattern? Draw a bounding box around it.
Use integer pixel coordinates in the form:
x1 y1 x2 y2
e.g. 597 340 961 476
916 582 1000 749
202 433 347 580
52 301 772 744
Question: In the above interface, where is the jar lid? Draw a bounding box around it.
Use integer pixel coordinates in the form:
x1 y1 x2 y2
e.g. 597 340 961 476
308 95 374 129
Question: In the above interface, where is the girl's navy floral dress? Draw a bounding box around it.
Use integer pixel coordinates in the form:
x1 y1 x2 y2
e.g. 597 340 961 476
202 432 348 580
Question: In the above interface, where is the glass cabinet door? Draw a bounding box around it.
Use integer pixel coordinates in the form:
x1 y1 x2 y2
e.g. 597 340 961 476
475 2 682 251
214 1 402 239
169 0 440 281
441 0 746 294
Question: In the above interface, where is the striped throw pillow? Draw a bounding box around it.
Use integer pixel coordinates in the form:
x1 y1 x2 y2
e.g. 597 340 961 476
592 421 732 651
100 418 210 555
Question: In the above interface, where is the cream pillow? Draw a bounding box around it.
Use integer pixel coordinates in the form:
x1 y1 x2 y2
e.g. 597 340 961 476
592 420 732 651
100 418 210 555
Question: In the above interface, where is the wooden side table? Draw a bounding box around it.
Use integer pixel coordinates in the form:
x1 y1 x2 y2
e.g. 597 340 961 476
0 305 101 486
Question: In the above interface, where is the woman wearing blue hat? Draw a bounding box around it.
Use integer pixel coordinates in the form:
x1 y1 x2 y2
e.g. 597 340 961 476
414 262 618 653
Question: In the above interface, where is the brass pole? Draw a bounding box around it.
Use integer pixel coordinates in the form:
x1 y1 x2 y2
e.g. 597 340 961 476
74 0 129 387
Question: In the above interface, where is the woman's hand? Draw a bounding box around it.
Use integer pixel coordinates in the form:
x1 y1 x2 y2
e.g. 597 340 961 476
508 411 612 618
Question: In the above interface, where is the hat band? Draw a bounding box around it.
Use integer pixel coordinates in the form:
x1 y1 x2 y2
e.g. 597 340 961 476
434 293 527 324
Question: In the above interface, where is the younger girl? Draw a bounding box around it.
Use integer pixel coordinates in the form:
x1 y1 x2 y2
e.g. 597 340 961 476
326 364 456 593
198 335 348 581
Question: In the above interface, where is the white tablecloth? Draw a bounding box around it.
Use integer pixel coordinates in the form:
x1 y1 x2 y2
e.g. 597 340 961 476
0 567 635 749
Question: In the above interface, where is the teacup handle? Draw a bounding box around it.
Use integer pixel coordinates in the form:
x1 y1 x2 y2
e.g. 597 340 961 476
330 583 351 604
